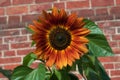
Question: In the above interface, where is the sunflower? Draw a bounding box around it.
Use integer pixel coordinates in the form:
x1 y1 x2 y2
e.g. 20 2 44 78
29 7 90 69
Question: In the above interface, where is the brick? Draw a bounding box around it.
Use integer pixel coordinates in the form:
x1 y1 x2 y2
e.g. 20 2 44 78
116 0 120 5
0 0 10 7
72 9 94 17
115 63 120 69
111 77 120 80
0 8 4 15
0 51 2 57
53 2 65 9
96 8 108 16
115 14 120 19
112 48 120 54
109 41 118 47
110 6 120 15
0 38 2 44
112 35 120 40
21 29 31 34
4 64 20 70
0 73 5 78
0 44 9 51
4 50 16 57
0 30 20 37
6 6 28 15
67 1 89 9
99 56 120 62
4 36 27 43
104 63 114 69
91 0 114 7
13 0 33 5
35 0 56 3
22 14 39 23
11 42 31 49
111 70 120 76
30 4 52 13
109 21 120 27
17 48 34 55
0 57 21 64
8 16 20 24
0 17 6 24
105 35 111 41
103 28 115 34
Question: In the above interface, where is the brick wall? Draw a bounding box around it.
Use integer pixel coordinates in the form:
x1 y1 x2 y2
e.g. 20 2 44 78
0 0 120 80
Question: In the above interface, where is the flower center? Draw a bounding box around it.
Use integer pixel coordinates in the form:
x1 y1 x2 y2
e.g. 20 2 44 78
49 27 71 50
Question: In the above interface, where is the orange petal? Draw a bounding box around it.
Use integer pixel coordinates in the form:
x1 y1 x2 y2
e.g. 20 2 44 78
28 25 40 33
56 51 63 69
72 36 89 43
52 7 59 17
60 50 67 67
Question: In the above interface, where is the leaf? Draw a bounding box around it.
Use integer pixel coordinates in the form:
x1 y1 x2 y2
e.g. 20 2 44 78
83 19 113 56
31 40 36 47
23 52 37 66
77 54 110 80
11 65 33 80
26 27 34 33
55 70 62 80
25 64 46 80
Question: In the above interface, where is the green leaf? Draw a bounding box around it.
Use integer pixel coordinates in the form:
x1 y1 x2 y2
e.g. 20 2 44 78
11 65 33 80
83 19 113 56
25 64 46 80
23 52 37 66
31 40 36 47
77 54 110 80
55 70 62 80
26 27 34 33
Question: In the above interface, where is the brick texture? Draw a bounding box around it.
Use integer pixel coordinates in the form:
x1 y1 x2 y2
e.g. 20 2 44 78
0 0 120 80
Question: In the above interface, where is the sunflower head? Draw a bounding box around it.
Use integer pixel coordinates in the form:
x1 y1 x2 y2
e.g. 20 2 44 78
29 7 90 69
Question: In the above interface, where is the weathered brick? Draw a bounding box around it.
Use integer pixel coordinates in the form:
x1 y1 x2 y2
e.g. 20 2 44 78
4 50 16 57
0 17 7 24
96 8 108 16
103 28 115 34
109 41 118 47
112 35 120 40
35 0 56 3
116 0 120 5
0 0 11 7
110 6 120 15
99 56 120 62
4 36 27 43
17 48 34 55
71 9 94 17
115 63 120 69
104 63 114 69
111 77 120 80
13 0 33 5
4 64 20 70
67 1 89 9
0 51 2 57
112 48 120 54
0 44 9 51
0 38 2 44
30 4 52 13
0 30 20 37
21 29 31 34
111 70 120 76
8 16 20 24
0 8 4 15
0 57 21 64
11 42 31 49
6 6 28 15
91 0 114 7
53 2 65 9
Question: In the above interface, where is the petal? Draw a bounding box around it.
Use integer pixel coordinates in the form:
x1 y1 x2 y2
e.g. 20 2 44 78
60 50 67 67
72 36 89 43
56 51 63 69
28 25 40 33
52 7 59 17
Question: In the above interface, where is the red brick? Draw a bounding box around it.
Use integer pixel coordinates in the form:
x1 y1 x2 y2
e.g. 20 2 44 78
0 57 21 64
110 6 120 15
72 9 94 17
21 29 31 34
22 14 39 23
99 56 120 62
0 38 2 44
4 64 20 70
0 30 20 37
0 0 10 7
116 0 120 5
105 35 111 41
0 17 6 24
4 50 16 57
67 1 89 9
53 2 65 9
11 42 31 49
91 0 114 7
4 36 27 43
115 14 120 19
30 4 52 13
13 0 33 5
115 63 120 69
0 8 4 15
111 70 120 76
96 8 108 16
103 28 115 34
0 51 2 57
111 77 120 80
8 16 20 24
0 44 9 51
109 41 118 47
6 6 28 15
35 0 56 3
112 48 120 54
0 73 5 78
17 48 35 55
112 35 120 40
104 63 114 69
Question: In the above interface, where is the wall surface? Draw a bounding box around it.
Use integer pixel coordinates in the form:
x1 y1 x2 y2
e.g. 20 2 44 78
0 0 120 80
